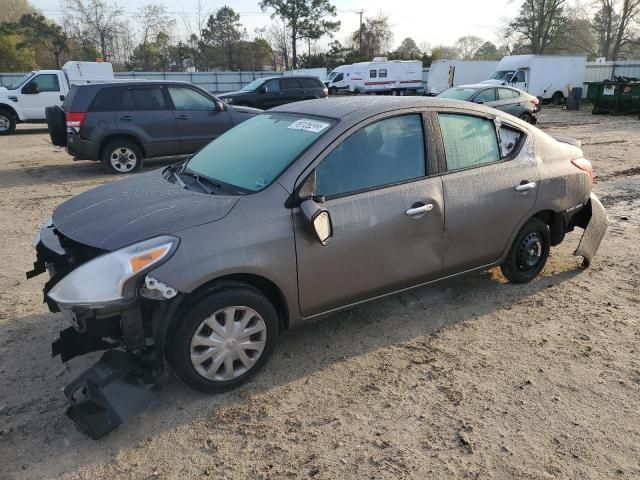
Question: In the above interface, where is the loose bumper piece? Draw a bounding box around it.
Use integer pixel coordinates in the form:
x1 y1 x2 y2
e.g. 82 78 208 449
575 193 608 267
64 350 162 439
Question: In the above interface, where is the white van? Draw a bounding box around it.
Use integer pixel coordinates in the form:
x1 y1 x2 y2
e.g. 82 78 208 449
325 65 353 94
426 60 499 95
0 61 114 134
481 55 586 104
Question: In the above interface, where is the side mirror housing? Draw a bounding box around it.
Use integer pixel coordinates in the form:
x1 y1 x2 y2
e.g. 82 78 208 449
300 199 333 245
258 86 268 94
474 99 485 104
215 100 225 112
23 83 39 94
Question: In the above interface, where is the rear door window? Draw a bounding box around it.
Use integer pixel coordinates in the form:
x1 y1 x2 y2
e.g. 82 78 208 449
370 70 377 78
438 113 500 171
316 114 426 197
300 77 321 88
124 87 167 111
167 87 215 110
498 88 519 100
283 78 302 90
474 88 496 102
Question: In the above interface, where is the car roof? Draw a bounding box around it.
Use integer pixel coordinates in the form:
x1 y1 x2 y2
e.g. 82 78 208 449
270 96 492 121
73 80 203 88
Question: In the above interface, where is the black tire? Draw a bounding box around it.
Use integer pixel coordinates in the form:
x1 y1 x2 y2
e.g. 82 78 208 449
500 218 551 284
329 86 338 95
168 284 279 393
45 106 67 146
519 112 533 123
101 139 143 174
551 92 564 106
398 89 406 96
0 109 16 135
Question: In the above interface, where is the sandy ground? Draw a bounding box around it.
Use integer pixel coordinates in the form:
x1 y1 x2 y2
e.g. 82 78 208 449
0 108 639 480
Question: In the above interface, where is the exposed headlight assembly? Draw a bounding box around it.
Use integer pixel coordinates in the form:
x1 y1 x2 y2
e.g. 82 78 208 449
48 235 179 308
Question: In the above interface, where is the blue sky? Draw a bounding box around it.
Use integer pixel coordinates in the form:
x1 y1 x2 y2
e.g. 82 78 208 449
31 0 521 48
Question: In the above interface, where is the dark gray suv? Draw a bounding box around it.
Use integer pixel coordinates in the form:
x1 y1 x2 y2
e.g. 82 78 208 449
46 80 260 173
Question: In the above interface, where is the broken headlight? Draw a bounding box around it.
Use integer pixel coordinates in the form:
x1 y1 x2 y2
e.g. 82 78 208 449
48 235 179 309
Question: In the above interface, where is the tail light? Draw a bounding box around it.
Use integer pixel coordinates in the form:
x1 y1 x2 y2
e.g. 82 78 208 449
66 112 86 129
322 86 328 97
531 97 540 105
571 158 593 179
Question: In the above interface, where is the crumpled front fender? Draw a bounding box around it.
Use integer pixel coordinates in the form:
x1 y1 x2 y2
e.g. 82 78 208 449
574 193 608 267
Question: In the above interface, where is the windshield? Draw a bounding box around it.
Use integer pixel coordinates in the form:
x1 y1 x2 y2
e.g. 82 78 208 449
327 71 338 81
8 72 35 90
437 88 477 100
489 70 515 81
241 79 265 91
185 113 336 192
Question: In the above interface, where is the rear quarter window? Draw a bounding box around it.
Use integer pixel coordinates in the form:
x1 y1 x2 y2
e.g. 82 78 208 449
89 87 123 112
62 85 79 111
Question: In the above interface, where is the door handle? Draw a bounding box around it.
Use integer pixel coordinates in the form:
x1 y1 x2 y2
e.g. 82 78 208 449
177 114 189 120
515 181 536 192
120 115 133 121
405 204 434 216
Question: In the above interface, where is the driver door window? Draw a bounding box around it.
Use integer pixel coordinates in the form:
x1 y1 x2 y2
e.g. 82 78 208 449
26 74 60 93
316 114 426 197
168 87 215 111
474 88 496 103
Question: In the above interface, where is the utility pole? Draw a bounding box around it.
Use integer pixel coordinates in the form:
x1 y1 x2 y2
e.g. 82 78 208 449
356 9 364 55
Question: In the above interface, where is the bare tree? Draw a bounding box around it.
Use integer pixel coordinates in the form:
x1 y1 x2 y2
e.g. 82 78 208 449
264 20 291 69
508 0 569 54
455 35 484 59
592 0 640 59
138 3 175 46
64 0 123 60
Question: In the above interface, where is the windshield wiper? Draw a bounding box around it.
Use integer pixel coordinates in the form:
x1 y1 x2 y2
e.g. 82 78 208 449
181 170 221 194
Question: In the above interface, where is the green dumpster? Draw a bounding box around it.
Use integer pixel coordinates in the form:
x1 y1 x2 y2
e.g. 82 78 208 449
589 81 640 114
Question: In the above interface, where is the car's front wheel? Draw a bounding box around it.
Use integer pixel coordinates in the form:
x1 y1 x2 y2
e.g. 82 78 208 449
168 284 279 393
519 112 534 123
0 110 16 135
500 217 550 283
102 140 143 174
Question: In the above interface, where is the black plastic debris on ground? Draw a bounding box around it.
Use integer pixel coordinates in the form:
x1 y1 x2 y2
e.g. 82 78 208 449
64 350 162 439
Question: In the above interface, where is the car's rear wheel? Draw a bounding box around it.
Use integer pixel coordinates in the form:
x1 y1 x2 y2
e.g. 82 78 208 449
500 218 551 284
168 285 279 393
519 112 534 123
398 89 406 96
0 110 16 135
102 140 143 174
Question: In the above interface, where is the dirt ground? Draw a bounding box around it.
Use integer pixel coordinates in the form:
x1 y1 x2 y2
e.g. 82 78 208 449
0 107 638 480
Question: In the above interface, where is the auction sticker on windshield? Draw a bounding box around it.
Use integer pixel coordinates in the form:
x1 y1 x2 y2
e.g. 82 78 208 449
288 119 330 133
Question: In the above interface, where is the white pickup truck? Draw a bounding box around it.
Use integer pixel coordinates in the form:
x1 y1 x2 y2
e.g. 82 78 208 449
0 61 114 135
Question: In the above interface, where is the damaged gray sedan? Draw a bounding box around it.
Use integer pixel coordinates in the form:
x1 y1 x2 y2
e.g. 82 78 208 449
28 97 607 438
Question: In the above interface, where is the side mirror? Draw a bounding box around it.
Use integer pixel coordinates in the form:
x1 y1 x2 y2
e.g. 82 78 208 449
215 101 225 112
23 83 39 94
300 199 333 245
474 99 485 104
258 86 268 94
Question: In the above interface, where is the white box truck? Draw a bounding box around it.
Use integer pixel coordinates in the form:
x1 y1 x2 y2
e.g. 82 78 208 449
481 55 586 104
0 61 114 134
325 58 423 95
426 59 499 95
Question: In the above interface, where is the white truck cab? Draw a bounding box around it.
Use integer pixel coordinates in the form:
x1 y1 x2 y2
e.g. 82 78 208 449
481 55 586 104
0 61 113 134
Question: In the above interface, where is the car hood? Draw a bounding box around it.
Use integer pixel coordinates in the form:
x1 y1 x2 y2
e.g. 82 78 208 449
52 169 240 251
218 90 249 98
480 79 506 85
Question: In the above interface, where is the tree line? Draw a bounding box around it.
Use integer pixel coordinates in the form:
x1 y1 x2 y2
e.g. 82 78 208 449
1 0 639 73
